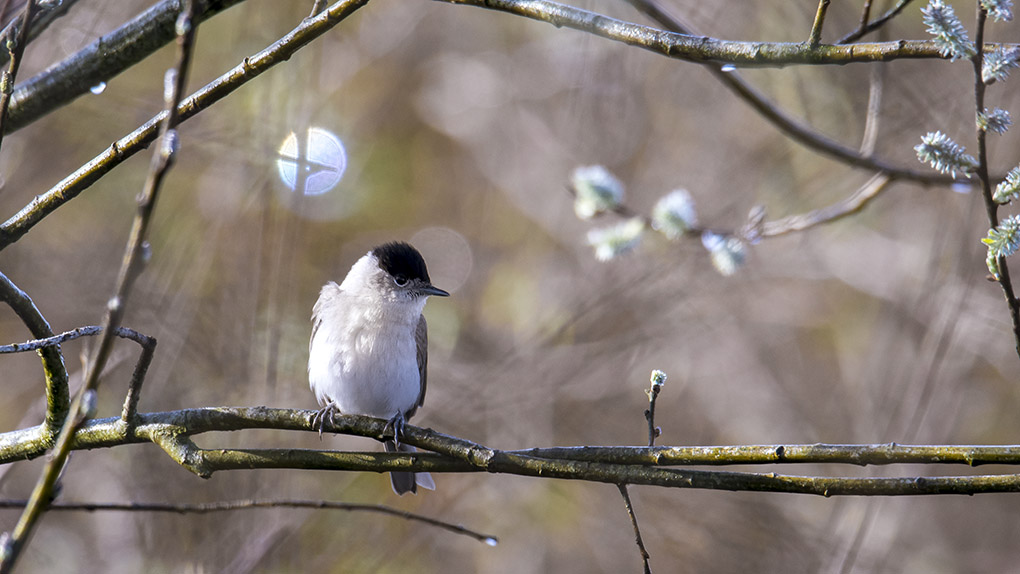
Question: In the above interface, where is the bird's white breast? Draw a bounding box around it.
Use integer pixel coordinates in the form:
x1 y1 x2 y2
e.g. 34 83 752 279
308 282 424 419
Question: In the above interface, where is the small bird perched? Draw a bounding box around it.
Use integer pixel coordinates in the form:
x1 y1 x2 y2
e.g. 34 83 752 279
308 242 448 495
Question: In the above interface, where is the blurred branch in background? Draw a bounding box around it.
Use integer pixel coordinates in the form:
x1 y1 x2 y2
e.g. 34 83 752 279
761 173 891 237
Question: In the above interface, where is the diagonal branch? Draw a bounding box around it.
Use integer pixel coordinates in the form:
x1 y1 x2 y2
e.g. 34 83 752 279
0 0 372 251
808 0 831 47
5 0 250 134
762 173 891 237
623 0 956 184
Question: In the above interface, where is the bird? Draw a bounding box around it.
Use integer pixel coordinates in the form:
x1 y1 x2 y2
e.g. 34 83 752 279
308 242 448 495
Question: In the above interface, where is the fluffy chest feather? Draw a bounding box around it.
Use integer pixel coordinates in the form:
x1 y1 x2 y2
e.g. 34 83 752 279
308 286 424 419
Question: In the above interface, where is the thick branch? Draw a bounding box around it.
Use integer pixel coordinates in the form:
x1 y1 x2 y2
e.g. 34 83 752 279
0 408 1018 496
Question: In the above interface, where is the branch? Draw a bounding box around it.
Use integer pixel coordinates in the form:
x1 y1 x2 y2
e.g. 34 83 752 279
434 0 1012 67
970 5 1020 358
0 0 372 251
0 325 153 355
0 498 497 544
808 0 830 47
622 0 958 184
0 0 33 149
616 485 650 574
5 0 250 134
0 271 67 438
0 3 201 569
621 370 667 574
0 0 79 68
0 324 160 429
0 407 1017 496
761 173 891 237
837 0 915 44
512 443 1020 467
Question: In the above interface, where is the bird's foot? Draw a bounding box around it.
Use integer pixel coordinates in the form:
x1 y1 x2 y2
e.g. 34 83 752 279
311 402 337 440
383 411 406 447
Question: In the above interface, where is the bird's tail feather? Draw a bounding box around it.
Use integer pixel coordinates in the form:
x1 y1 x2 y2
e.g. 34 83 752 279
385 440 435 495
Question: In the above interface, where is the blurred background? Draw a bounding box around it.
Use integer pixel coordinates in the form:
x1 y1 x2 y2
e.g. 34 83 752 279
0 0 1018 572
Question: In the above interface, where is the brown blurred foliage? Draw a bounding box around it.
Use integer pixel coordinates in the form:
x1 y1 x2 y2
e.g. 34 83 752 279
0 0 1018 572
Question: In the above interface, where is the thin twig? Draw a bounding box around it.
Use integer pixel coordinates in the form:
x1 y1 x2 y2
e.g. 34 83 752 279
857 0 875 34
762 173 891 237
0 498 498 544
0 325 153 354
0 3 200 571
0 0 373 251
0 0 32 150
645 371 664 447
808 0 830 47
970 4 1020 360
617 485 651 574
621 0 958 185
837 0 915 44
620 370 667 574
309 0 328 16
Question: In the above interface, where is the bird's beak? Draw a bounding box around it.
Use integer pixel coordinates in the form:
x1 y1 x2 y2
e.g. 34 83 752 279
420 284 450 297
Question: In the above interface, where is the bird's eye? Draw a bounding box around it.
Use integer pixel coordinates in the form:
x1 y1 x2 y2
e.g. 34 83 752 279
393 275 409 287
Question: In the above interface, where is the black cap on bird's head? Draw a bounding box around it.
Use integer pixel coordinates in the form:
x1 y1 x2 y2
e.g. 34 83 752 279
371 242 449 298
